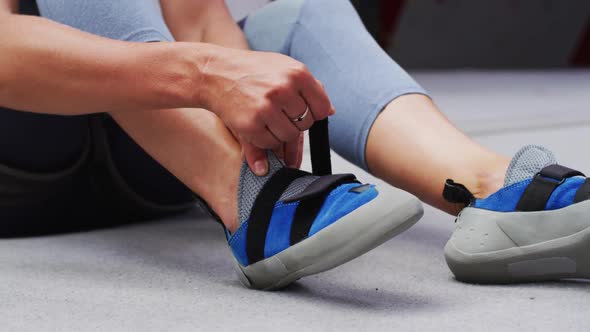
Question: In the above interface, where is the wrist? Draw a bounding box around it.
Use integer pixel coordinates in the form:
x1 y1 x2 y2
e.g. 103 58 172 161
186 42 231 114
128 42 213 110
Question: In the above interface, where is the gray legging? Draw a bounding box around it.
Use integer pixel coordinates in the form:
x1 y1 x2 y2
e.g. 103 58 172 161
0 0 426 235
36 0 426 169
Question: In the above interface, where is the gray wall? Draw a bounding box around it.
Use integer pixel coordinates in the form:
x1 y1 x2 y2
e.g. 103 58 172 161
388 0 589 68
226 0 589 68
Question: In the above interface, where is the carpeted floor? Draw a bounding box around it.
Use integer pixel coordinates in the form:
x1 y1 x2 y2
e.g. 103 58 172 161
1 71 588 331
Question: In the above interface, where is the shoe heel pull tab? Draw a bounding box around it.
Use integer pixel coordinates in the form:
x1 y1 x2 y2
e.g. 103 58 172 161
443 179 475 206
309 119 332 176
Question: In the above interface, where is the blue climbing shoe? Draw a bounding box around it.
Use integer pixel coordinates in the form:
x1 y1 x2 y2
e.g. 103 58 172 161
444 145 590 283
215 120 423 290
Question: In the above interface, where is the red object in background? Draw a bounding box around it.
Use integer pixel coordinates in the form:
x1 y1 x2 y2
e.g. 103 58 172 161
378 0 406 48
572 20 590 66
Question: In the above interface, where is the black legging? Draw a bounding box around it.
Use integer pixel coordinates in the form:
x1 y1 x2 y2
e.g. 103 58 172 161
0 2 195 237
0 107 196 236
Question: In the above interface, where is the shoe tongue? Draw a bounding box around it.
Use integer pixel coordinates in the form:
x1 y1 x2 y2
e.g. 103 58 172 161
237 151 317 225
504 145 557 187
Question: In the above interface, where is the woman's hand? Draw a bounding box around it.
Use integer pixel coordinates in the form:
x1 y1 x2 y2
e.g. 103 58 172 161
162 0 334 174
199 46 335 174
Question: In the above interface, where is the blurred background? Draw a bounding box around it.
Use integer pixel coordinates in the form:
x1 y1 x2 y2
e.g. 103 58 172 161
353 0 590 68
228 0 590 69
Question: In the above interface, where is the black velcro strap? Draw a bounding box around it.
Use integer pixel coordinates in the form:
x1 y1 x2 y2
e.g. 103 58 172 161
443 179 474 205
574 178 590 204
282 174 358 204
246 168 308 264
288 176 361 245
309 119 332 176
289 195 326 246
539 164 585 180
516 176 560 211
516 164 584 212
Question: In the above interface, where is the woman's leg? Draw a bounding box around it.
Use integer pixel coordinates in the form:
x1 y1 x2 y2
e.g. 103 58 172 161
0 107 92 236
366 96 509 213
31 0 198 210
102 117 196 206
37 0 244 231
109 109 242 231
242 0 509 214
0 107 87 172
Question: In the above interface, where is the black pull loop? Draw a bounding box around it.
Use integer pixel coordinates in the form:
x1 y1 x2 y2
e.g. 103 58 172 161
309 119 332 176
443 179 475 206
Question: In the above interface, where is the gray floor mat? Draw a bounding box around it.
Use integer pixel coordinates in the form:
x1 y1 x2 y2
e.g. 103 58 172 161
2 71 589 331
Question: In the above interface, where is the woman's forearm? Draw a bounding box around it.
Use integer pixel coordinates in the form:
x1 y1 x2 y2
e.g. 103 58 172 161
0 14 207 115
1 7 332 156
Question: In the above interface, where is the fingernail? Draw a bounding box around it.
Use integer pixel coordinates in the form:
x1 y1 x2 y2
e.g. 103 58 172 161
329 108 336 116
254 160 268 176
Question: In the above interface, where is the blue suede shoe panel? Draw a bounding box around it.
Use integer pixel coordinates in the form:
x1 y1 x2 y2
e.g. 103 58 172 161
228 221 250 266
309 184 378 236
264 183 378 258
474 179 531 212
546 177 585 210
228 183 378 267
474 177 585 212
264 201 299 259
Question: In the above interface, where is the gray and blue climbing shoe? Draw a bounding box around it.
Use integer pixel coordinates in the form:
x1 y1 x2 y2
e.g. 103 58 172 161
219 120 423 290
444 145 590 283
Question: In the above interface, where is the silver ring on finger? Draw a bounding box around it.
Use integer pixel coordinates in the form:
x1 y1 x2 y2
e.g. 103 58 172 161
290 105 310 123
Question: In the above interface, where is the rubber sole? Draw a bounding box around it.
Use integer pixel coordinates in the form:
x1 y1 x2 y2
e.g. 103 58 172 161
445 201 590 283
233 189 424 290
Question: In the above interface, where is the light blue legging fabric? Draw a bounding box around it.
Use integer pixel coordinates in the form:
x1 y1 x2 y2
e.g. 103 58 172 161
36 0 427 171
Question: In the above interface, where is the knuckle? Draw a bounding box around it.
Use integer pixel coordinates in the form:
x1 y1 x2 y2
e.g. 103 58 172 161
295 62 309 74
315 102 331 118
241 117 259 134
235 117 249 131
260 107 277 122
282 80 296 92
313 111 327 120
251 109 263 122
255 98 274 113
266 83 290 99
316 79 325 90
289 64 309 80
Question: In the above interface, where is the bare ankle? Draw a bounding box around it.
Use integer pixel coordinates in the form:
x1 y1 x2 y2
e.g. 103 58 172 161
470 159 510 199
204 171 240 233
213 197 239 233
440 159 509 216
201 176 239 233
192 150 241 233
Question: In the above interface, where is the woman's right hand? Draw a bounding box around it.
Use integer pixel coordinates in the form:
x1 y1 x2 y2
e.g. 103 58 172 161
198 46 335 174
